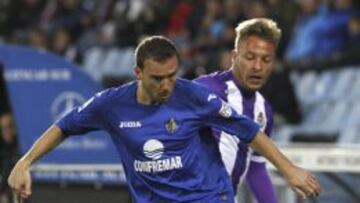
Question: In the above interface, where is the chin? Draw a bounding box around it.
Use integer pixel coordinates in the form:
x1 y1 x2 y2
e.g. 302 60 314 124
157 97 169 103
246 85 261 92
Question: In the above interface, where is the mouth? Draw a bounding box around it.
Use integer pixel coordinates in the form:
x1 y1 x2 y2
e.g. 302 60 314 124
248 75 263 83
157 92 170 101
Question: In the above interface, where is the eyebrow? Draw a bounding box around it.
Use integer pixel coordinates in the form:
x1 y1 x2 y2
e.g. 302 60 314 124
149 71 177 79
245 51 274 58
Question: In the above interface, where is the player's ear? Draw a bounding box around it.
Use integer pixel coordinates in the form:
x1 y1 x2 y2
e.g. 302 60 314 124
134 66 142 80
231 49 237 64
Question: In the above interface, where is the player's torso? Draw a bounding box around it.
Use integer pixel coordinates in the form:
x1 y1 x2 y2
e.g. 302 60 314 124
120 105 199 165
100 81 233 202
196 71 271 184
104 92 201 174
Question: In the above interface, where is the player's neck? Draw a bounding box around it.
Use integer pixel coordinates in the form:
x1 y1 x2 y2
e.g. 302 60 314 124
239 87 255 98
230 69 256 97
136 81 153 105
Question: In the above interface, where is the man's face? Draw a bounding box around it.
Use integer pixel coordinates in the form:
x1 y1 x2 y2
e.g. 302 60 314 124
1 113 17 144
136 56 178 104
232 35 276 92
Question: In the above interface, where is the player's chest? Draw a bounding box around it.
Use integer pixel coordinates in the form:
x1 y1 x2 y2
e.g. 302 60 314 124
106 106 199 143
225 90 268 131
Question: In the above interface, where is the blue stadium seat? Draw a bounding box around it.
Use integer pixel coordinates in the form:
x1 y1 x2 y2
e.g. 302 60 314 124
286 67 360 143
328 68 357 102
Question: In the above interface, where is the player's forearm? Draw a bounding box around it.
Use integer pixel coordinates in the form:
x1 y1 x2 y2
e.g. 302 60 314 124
20 124 66 167
246 162 279 203
248 131 294 178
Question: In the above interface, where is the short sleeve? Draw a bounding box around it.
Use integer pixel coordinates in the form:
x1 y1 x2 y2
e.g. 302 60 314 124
193 82 260 143
55 90 107 136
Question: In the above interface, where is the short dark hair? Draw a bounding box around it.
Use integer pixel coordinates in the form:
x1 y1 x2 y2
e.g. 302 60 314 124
135 36 180 69
234 18 282 49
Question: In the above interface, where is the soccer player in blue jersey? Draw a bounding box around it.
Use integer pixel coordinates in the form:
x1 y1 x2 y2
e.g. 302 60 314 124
8 36 320 203
195 18 285 203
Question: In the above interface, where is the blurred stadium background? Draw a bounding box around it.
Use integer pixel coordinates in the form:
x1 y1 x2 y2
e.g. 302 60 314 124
0 0 359 202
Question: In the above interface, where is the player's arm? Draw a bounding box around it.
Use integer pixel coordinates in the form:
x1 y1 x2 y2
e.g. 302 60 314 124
246 161 278 203
249 132 321 199
194 84 321 199
8 124 65 199
8 90 108 200
246 104 278 203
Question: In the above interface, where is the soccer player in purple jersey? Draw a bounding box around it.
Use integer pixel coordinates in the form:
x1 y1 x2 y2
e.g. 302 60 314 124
195 18 292 203
8 36 320 203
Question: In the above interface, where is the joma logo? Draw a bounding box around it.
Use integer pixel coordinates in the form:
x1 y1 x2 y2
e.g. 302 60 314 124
119 121 142 128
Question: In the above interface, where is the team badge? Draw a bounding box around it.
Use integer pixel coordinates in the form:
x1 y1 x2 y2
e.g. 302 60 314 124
219 101 232 118
207 93 217 101
166 118 178 133
256 112 266 130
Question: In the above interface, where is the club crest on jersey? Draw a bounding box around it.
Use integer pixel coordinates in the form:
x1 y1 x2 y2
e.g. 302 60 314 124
166 118 178 134
207 93 217 101
219 101 232 118
256 112 266 130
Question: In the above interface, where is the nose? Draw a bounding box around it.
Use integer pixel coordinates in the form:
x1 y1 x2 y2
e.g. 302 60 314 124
252 58 262 71
160 78 172 91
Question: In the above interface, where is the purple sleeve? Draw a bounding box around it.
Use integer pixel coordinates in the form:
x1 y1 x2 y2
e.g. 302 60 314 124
194 73 227 100
246 161 279 203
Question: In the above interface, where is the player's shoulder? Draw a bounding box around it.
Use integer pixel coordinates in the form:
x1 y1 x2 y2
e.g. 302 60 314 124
177 78 212 94
194 70 230 84
256 91 271 105
194 71 232 97
255 91 273 114
176 78 219 106
93 81 136 105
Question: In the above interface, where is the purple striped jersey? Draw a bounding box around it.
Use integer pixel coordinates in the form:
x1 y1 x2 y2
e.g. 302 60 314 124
195 70 273 192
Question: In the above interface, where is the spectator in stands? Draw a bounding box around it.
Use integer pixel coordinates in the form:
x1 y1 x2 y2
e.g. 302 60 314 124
314 0 357 60
50 27 80 63
322 0 360 66
0 64 19 203
195 0 226 73
223 0 246 26
0 64 17 154
285 0 322 63
167 0 195 37
342 14 360 65
267 0 300 58
46 0 93 41
0 0 46 40
221 0 245 49
15 0 47 29
285 0 357 65
27 27 48 50
285 0 359 69
244 0 269 19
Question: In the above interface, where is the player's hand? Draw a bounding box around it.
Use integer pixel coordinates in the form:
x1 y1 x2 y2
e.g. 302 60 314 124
8 159 32 200
285 165 321 199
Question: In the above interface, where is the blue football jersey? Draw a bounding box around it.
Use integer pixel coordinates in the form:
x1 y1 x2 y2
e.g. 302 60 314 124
56 78 260 203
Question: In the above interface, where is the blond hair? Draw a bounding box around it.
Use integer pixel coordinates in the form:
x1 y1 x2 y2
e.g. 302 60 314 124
234 18 282 50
